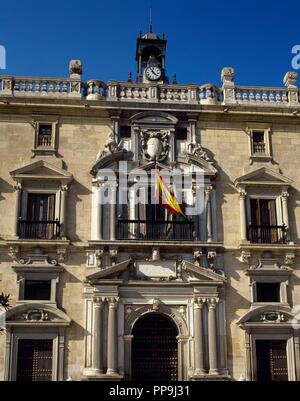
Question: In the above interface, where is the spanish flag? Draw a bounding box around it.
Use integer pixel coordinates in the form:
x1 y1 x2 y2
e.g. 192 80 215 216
156 168 186 219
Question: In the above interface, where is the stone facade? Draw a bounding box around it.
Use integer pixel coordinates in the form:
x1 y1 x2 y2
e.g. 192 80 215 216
0 30 300 381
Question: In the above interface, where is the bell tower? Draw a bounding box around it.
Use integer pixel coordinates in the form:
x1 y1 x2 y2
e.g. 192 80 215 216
136 18 167 84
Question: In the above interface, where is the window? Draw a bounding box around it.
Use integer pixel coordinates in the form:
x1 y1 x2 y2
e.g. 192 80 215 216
249 199 285 243
252 131 265 154
24 280 51 301
256 282 280 302
37 124 52 147
176 128 187 154
33 119 58 153
16 339 53 381
248 127 272 160
19 193 59 240
120 126 131 138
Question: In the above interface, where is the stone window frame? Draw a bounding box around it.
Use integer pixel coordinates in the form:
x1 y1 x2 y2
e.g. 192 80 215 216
246 192 284 231
246 124 272 162
32 116 59 154
14 269 63 306
249 274 290 306
20 185 62 222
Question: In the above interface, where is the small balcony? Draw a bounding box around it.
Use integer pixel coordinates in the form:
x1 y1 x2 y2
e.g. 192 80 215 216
248 224 286 244
253 142 266 154
18 220 61 240
117 220 194 241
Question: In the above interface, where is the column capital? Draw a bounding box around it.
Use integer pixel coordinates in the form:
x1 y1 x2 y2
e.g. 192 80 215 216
208 298 219 309
61 184 69 191
108 297 119 308
93 296 105 306
205 184 213 195
238 188 247 198
193 297 205 307
14 183 22 191
281 190 289 199
123 335 134 343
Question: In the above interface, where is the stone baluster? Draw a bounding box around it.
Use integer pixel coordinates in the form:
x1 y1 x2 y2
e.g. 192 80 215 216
14 183 22 238
107 297 119 375
60 185 68 239
208 298 219 375
92 297 104 374
193 298 205 375
205 185 213 242
239 188 247 242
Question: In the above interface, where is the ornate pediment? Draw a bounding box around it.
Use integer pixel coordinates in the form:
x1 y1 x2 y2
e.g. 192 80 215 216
86 258 226 284
235 167 293 188
10 160 73 184
181 260 226 283
131 111 178 126
6 303 71 326
237 305 297 327
86 259 132 283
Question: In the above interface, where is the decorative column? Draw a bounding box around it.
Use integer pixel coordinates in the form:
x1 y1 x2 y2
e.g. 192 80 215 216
60 185 68 238
110 184 117 240
193 298 205 375
95 184 103 240
239 188 247 242
205 185 213 242
208 298 219 375
123 335 134 380
107 297 119 375
281 190 290 241
92 297 104 374
14 183 22 238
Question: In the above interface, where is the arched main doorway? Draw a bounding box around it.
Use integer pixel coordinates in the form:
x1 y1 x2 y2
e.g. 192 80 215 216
132 313 178 381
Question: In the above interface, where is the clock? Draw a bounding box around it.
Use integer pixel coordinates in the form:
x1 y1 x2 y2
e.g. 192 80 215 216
145 66 162 81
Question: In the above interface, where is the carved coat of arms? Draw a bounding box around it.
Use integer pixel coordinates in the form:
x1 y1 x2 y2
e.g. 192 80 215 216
141 130 170 161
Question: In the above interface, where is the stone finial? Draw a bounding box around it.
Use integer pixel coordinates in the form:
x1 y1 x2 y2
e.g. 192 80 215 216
69 60 82 79
221 67 235 84
283 71 298 88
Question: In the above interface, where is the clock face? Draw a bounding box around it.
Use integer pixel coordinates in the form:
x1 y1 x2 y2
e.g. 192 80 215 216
145 66 162 81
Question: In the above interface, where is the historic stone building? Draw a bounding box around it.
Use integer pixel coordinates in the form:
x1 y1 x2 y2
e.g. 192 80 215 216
0 28 300 381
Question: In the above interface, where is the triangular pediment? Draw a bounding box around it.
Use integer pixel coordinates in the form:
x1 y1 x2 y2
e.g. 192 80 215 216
10 160 73 183
86 259 132 282
235 167 292 187
182 260 226 283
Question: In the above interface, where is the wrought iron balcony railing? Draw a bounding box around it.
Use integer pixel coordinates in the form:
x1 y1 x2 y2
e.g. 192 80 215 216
117 220 194 241
248 224 286 244
18 220 61 240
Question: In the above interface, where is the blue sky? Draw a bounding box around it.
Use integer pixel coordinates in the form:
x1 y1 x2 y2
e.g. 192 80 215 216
0 0 299 87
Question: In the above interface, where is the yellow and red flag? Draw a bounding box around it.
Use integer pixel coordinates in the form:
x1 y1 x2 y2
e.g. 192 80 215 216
155 168 186 218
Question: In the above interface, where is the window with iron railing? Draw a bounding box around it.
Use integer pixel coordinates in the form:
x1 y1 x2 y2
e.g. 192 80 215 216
248 199 286 244
18 193 60 240
37 124 53 147
252 131 266 154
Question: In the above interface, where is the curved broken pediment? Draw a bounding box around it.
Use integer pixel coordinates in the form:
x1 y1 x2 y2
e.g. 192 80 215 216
6 303 71 326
